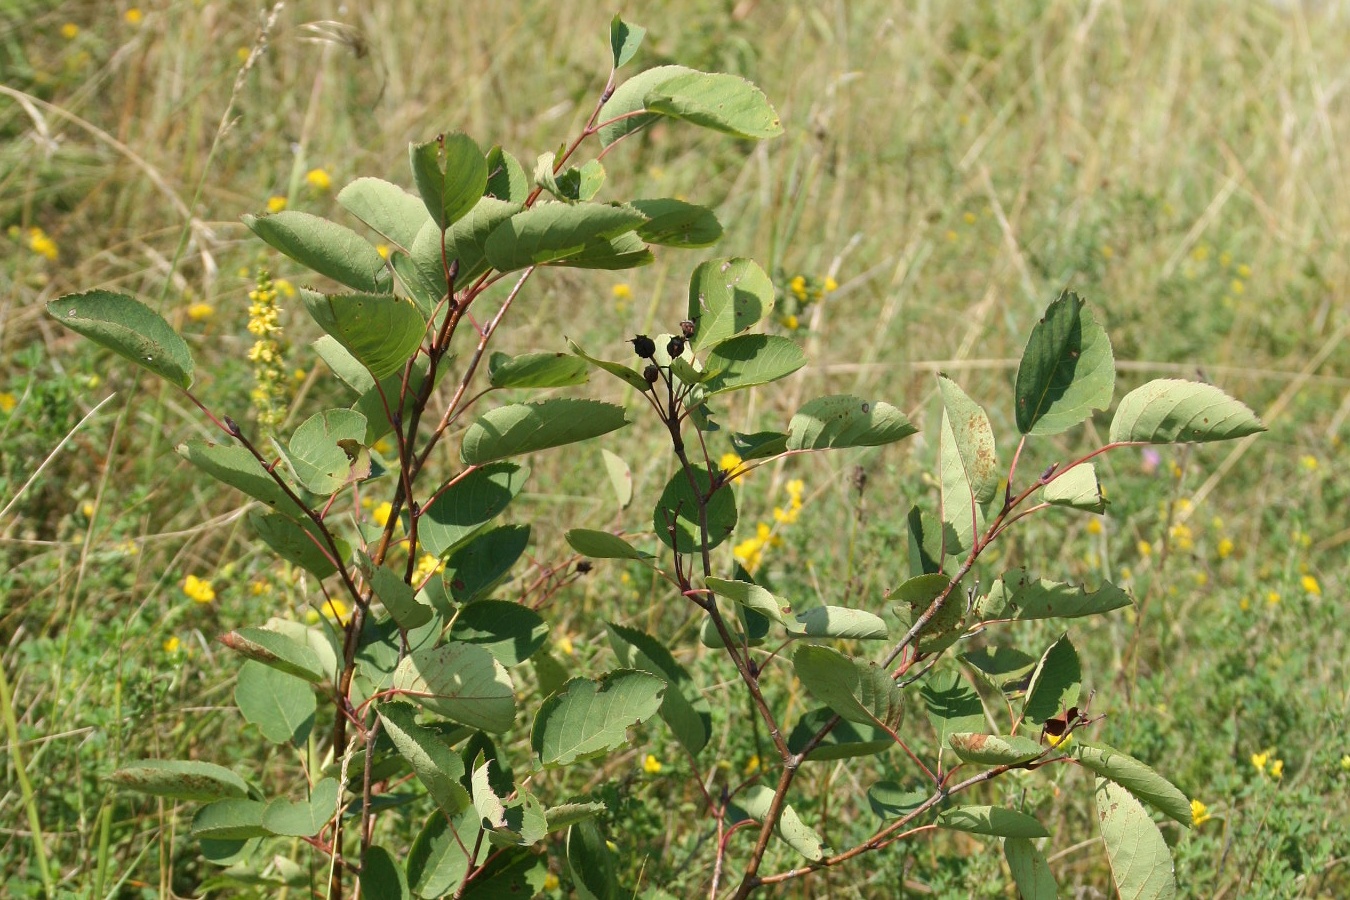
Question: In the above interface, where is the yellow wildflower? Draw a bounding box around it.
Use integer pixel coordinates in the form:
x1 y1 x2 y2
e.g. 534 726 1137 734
1269 759 1284 779
1299 454 1318 471
1251 751 1269 772
744 754 761 775
1086 519 1103 536
1301 575 1321 596
1340 755 1350 773
372 437 395 456
236 47 250 63
1169 523 1194 552
27 227 58 260
1230 279 1245 295
183 575 216 603
783 314 799 330
0 393 16 414
1219 251 1232 268
611 283 632 301
1266 591 1281 606
543 873 559 891
555 635 574 656
274 279 296 298
1239 597 1250 611
320 597 352 625
187 301 215 322
61 22 80 39
1217 538 1234 560
719 452 743 479
1191 799 1211 826
163 636 181 653
266 195 287 213
250 579 268 596
733 522 781 574
125 8 143 24
1100 245 1114 259
963 211 977 225
413 554 443 583
1193 571 1208 587
1137 540 1152 557
305 168 332 192
642 754 663 775
944 230 958 243
1191 244 1210 262
372 502 393 527
823 276 838 292
292 368 306 382
81 500 96 518
789 275 807 300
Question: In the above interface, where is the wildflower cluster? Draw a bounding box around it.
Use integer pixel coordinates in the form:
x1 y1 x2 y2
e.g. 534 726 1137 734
1251 750 1284 779
1190 799 1212 826
246 268 290 429
775 271 838 331
182 574 215 603
733 478 804 574
10 225 59 261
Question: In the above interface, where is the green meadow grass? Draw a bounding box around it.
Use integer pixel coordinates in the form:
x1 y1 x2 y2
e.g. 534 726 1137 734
1 1 1346 896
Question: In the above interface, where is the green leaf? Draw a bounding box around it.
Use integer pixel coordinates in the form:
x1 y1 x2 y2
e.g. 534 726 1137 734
609 15 646 68
315 333 377 393
732 785 827 861
1073 742 1193 827
940 406 986 555
961 645 1038 689
450 599 548 667
922 669 986 760
408 807 481 898
444 525 530 603
545 802 607 833
643 71 783 139
793 645 904 730
531 670 665 768
937 375 998 503
392 643 516 732
948 733 1043 766
485 146 529 203
629 198 722 247
235 660 315 745
567 338 652 391
219 627 325 683
460 399 628 466
336 177 430 251
565 529 653 561
362 846 410 900
47 291 194 389
1096 778 1178 900
178 439 305 518
243 211 392 293
789 606 888 640
867 783 927 820
686 257 773 350
1109 379 1265 444
906 505 945 576
786 394 917 451
553 230 654 270
301 289 426 382
653 465 737 554
978 570 1132 620
730 430 789 461
410 132 488 230
607 623 712 757
705 577 792 625
483 202 647 272
248 510 345 579
1004 838 1059 900
447 197 524 285
567 819 619 900
601 449 633 509
418 462 528 558
1022 634 1081 726
1013 292 1115 435
282 408 367 495
191 799 271 841
1042 463 1106 513
364 561 433 630
262 777 339 838
787 708 892 761
461 847 546 898
488 351 589 389
597 65 696 147
110 759 249 802
702 334 806 396
937 806 1048 839
553 160 607 203
377 702 471 816
892 573 963 652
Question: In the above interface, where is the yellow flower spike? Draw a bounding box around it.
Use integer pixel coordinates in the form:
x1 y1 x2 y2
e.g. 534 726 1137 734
1190 799 1212 826
1269 759 1284 779
183 575 216 603
305 168 332 192
187 302 215 322
642 754 663 775
1251 751 1269 772
789 275 807 300
1301 575 1321 596
266 195 287 213
61 22 80 39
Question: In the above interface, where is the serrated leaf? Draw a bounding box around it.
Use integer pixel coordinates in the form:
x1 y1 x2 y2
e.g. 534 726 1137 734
793 645 904 730
262 777 339 838
567 338 652 391
643 71 783 139
1022 634 1081 726
488 351 589 389
235 660 315 745
653 465 737 554
219 627 325 683
460 399 628 466
553 230 654 270
1109 379 1265 444
940 407 985 555
937 805 1048 838
937 375 998 503
408 807 481 898
444 525 530 604
532 670 665 768
730 430 788 461
301 289 426 382
732 785 826 861
892 572 963 652
567 819 619 900
948 733 1043 766
922 669 986 759
110 759 249 802
789 606 888 640
565 529 653 560
410 132 488 230
787 394 917 451
1096 778 1178 900
545 801 607 833
450 599 548 667
705 577 792 625
978 570 1132 620
283 408 366 495
191 799 271 840
485 146 529 203
1005 838 1059 900
685 257 773 350
314 333 377 393
483 202 647 272
418 462 528 558
607 622 712 756
1042 463 1106 513
377 702 471 816
336 177 430 251
177 441 307 516
248 510 345 579
447 196 524 285
597 65 696 147
609 15 646 68
1014 292 1115 435
601 449 633 509
48 291 194 389
393 643 516 732
1074 742 1192 826
787 708 892 761
628 198 722 247
701 334 806 395
243 211 392 293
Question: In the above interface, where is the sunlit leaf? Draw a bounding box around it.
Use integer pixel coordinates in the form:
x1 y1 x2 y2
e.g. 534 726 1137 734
532 670 664 767
48 291 194 389
1014 292 1114 435
460 399 628 465
1096 778 1178 900
787 395 916 451
1109 379 1265 444
937 805 1048 838
392 643 516 732
686 257 773 350
243 211 392 293
410 131 488 230
336 177 429 251
643 71 783 139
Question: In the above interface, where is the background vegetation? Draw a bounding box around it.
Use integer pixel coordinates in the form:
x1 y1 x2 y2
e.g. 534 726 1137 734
2 1 1346 896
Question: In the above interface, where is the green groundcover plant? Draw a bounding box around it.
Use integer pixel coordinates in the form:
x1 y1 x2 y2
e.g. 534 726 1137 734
47 17 1264 899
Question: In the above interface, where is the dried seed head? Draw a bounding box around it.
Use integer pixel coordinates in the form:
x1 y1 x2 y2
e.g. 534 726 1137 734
643 364 660 386
666 335 686 358
629 334 656 358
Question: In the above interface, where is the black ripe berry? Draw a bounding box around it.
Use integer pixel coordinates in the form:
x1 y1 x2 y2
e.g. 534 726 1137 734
666 335 686 357
629 334 656 358
643 364 660 386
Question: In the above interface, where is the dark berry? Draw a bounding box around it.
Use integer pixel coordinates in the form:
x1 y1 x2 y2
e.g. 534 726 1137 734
666 335 686 357
629 334 656 358
643 364 660 386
